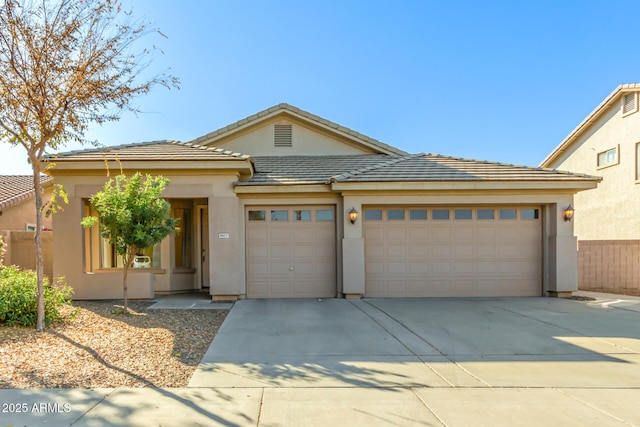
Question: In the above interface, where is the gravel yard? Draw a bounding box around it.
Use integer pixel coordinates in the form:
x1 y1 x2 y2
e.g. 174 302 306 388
0 300 227 388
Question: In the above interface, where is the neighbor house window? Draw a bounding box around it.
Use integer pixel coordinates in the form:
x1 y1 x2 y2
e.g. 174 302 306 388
597 147 618 168
636 143 640 180
174 208 192 268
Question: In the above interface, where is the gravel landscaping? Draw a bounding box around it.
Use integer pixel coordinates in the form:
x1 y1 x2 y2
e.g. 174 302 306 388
0 300 227 388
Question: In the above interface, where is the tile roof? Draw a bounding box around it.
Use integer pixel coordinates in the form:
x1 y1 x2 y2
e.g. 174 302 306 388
190 103 408 156
236 155 391 185
329 154 601 183
45 140 252 162
236 154 600 186
0 175 52 210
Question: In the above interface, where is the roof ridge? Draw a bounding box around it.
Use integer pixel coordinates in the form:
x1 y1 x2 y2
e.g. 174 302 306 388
189 104 408 156
327 153 419 183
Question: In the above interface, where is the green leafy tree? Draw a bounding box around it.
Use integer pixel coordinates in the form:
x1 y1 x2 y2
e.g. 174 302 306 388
0 0 178 330
81 173 177 314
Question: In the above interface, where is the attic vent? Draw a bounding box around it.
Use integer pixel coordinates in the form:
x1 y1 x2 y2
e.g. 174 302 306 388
623 93 637 115
274 125 292 147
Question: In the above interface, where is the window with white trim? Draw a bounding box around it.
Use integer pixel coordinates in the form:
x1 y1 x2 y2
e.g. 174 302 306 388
597 147 618 168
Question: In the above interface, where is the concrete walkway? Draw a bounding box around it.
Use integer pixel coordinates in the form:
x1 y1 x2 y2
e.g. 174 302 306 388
3 294 640 426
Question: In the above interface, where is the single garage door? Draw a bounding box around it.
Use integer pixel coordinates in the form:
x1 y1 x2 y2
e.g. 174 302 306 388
246 206 336 298
364 206 542 297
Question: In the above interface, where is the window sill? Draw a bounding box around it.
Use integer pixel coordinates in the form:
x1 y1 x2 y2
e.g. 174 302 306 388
596 161 619 171
90 268 167 274
173 268 196 274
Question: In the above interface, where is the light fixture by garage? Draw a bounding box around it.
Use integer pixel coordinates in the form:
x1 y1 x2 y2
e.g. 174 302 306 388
348 207 359 224
564 204 575 222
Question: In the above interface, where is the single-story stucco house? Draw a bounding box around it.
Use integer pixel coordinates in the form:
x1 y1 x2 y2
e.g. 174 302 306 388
45 104 600 300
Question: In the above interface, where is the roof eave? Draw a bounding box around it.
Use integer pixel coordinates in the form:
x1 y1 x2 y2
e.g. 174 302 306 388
330 180 600 192
541 83 640 167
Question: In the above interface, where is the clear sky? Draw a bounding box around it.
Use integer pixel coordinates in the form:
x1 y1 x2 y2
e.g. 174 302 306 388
2 0 640 174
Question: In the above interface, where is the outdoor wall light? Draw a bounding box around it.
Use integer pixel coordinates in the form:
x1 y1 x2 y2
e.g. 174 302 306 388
564 204 575 222
348 207 359 224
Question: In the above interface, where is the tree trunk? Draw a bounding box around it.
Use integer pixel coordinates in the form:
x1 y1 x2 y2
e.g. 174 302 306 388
32 163 45 331
122 254 129 314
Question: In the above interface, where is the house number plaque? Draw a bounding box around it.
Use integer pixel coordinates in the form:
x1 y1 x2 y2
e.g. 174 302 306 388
218 232 230 239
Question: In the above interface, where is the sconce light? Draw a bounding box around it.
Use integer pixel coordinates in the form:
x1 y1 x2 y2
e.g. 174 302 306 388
348 207 359 224
563 204 575 222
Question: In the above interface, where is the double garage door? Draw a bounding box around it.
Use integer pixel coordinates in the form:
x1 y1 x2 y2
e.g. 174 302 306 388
245 205 542 298
364 206 542 297
245 206 336 298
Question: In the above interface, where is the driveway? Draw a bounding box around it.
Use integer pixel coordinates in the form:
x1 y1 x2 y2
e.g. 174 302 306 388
188 295 640 425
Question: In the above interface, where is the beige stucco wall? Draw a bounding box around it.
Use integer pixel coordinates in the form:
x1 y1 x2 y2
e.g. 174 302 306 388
212 118 374 156
340 191 579 296
0 189 53 231
551 95 640 240
51 173 242 300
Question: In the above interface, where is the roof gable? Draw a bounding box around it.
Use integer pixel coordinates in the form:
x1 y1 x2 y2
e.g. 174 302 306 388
189 103 407 156
541 83 640 167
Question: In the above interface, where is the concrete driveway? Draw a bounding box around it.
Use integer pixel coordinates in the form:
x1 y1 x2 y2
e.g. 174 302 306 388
187 295 640 425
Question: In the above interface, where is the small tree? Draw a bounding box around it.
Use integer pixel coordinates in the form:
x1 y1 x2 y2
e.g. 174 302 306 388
81 173 177 313
0 0 178 330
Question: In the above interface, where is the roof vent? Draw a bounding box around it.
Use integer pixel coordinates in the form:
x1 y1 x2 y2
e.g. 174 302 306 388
623 93 637 115
274 125 292 147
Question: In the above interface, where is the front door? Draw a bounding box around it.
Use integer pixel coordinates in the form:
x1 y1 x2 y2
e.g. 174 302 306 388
200 207 210 289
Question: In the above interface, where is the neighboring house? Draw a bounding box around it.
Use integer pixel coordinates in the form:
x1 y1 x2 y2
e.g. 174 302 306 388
0 175 53 278
0 175 53 231
45 104 599 300
541 83 640 293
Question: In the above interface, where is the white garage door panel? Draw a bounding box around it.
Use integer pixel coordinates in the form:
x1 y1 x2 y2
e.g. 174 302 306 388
364 206 542 297
246 206 336 298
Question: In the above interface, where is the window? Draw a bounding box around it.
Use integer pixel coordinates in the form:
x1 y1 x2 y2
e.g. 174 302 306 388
270 210 288 221
454 209 472 220
387 209 405 220
248 210 265 221
477 209 494 220
409 209 427 220
174 208 192 268
25 223 37 231
432 209 450 220
316 210 334 221
294 210 311 221
597 147 618 168
637 143 640 181
499 209 517 220
364 209 382 220
274 124 292 147
623 93 638 116
522 208 539 220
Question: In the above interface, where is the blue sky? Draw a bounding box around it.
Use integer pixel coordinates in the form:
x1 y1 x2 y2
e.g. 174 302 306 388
2 0 640 174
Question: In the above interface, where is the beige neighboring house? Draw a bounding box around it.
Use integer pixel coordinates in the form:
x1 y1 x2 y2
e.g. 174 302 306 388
0 175 53 231
45 104 599 300
541 83 640 293
0 175 53 278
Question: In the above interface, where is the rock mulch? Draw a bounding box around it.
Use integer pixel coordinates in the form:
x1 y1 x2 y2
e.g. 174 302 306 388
0 301 227 388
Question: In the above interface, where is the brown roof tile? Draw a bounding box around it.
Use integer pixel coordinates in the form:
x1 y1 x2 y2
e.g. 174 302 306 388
0 175 52 210
45 140 251 162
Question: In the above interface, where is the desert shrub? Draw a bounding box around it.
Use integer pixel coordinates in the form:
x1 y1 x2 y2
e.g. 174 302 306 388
0 266 74 326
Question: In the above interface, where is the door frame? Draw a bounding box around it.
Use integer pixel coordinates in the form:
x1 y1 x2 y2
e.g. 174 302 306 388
196 204 209 290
